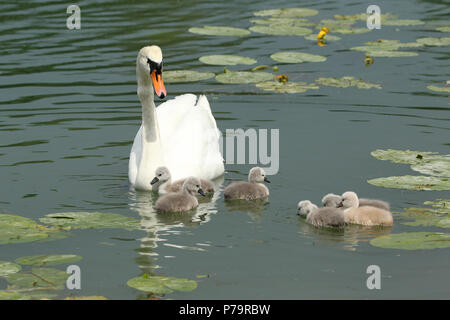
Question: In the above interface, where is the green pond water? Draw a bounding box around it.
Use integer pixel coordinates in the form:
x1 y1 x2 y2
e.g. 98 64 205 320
0 0 449 299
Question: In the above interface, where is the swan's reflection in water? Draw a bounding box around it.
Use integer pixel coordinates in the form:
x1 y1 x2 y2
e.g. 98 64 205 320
128 176 224 274
298 218 393 251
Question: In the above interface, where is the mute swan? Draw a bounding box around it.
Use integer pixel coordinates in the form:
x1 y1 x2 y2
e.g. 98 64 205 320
323 192 390 211
338 191 393 226
155 177 205 212
297 200 345 228
129 45 224 191
150 166 214 195
224 167 270 201
321 193 342 208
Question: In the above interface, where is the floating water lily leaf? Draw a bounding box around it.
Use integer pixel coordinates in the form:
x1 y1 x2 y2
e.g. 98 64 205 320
382 19 424 26
188 26 250 37
270 51 326 63
351 40 423 53
370 232 450 250
424 199 450 211
65 296 108 300
427 85 450 93
164 70 215 83
315 76 381 89
334 28 371 34
0 261 21 276
365 50 418 57
416 37 450 46
249 24 312 36
250 18 316 27
39 212 140 230
0 214 60 245
215 71 274 84
304 34 341 41
199 55 256 66
127 275 197 294
6 267 68 289
410 157 450 178
368 175 450 191
370 149 437 164
0 291 32 300
256 81 319 93
398 207 450 228
436 26 450 33
334 13 397 21
15 255 82 267
253 8 318 18
318 19 355 28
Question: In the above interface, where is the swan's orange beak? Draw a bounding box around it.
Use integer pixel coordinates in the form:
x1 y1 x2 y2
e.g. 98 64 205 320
151 70 166 99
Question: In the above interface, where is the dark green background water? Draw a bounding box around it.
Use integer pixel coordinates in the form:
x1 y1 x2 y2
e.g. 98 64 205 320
0 0 449 299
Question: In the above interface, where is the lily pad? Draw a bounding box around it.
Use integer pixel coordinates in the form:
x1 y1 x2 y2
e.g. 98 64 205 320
270 51 326 63
250 18 316 27
164 70 215 83
215 71 274 84
6 267 69 289
315 76 381 89
424 199 450 211
334 28 371 34
398 207 450 228
365 50 418 57
436 26 450 32
127 274 197 294
65 296 108 300
411 157 450 178
416 37 450 46
256 81 319 93
39 212 140 230
0 214 59 245
367 175 450 191
15 254 82 267
199 55 256 66
427 85 450 93
370 232 450 250
253 8 318 18
0 261 21 276
0 291 32 300
382 19 424 26
249 24 312 36
188 26 250 37
370 149 437 164
304 34 341 41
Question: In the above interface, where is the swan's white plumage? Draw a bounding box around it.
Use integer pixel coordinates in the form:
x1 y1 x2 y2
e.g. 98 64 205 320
129 93 224 189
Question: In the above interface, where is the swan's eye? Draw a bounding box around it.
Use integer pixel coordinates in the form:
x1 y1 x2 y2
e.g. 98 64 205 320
196 185 200 188
158 174 161 177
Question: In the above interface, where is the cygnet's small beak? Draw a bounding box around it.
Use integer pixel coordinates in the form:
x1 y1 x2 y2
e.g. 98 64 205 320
264 177 270 183
151 69 166 99
198 188 206 197
150 177 159 185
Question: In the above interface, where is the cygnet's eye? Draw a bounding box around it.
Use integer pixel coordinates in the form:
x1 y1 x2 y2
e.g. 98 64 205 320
262 174 265 177
158 174 162 177
196 185 200 188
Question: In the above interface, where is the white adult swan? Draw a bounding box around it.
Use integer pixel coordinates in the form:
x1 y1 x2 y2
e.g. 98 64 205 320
129 45 224 190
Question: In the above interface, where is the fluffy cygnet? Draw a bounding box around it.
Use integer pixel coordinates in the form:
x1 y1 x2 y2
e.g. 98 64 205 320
224 167 270 201
323 192 390 211
339 191 393 226
297 200 345 228
155 177 205 213
150 166 214 195
321 193 342 208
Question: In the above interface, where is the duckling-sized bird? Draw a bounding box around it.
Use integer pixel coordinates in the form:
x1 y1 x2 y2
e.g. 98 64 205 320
224 167 270 201
338 191 393 226
150 166 214 195
155 177 205 213
323 191 390 211
297 200 345 228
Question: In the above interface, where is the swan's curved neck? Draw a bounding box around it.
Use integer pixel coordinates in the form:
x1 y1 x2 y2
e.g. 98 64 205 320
134 67 164 190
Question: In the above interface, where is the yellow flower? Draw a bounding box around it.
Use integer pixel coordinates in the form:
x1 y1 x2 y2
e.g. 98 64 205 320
317 27 330 40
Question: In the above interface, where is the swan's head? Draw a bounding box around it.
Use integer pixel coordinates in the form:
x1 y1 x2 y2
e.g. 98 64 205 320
338 191 359 209
248 167 270 183
183 177 206 197
150 166 171 186
297 200 317 217
137 45 166 99
322 193 342 208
